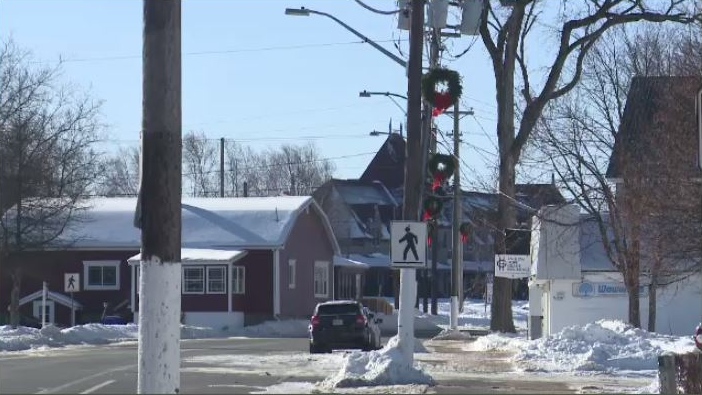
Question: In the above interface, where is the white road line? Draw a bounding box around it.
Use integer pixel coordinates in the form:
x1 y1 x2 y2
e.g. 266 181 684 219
35 364 135 394
79 380 116 394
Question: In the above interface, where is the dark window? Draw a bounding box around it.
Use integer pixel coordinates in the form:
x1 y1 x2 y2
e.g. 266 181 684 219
316 303 361 315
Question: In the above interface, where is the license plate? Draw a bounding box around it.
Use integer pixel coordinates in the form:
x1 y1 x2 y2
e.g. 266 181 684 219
332 319 343 326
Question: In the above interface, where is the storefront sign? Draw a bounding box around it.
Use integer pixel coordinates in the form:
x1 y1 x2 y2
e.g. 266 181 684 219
572 281 648 297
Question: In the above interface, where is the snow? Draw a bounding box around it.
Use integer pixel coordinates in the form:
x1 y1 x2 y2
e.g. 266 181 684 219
319 335 435 389
128 248 246 263
2 298 699 394
56 196 324 249
464 319 697 376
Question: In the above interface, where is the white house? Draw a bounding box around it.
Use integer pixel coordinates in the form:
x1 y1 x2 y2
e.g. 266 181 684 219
529 205 701 338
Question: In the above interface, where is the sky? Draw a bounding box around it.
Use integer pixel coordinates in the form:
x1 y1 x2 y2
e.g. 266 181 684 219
2 299 696 393
0 0 503 188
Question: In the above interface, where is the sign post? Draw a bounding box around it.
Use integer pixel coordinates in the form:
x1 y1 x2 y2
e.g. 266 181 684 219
390 221 427 362
64 273 80 327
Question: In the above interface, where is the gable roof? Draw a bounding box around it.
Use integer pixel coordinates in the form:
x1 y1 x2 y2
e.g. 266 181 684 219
326 179 398 207
606 76 702 178
19 289 84 310
360 133 406 189
54 196 340 252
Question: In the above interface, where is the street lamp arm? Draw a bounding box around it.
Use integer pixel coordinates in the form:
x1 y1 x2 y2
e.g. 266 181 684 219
305 9 407 68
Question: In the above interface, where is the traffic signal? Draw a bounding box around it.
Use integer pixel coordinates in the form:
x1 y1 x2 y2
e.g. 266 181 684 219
459 222 472 243
423 153 456 246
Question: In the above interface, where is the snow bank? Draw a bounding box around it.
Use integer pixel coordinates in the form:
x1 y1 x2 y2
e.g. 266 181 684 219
464 319 697 375
0 319 310 353
319 335 435 389
432 328 473 341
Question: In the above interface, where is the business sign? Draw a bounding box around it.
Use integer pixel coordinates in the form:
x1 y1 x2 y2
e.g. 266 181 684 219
572 281 649 298
494 254 529 279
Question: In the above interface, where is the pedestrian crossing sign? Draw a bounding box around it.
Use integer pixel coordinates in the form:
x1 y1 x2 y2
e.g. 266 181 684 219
64 273 80 293
390 221 427 268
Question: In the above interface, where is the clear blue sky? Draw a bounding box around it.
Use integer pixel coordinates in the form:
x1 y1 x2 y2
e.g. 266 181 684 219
1 0 503 187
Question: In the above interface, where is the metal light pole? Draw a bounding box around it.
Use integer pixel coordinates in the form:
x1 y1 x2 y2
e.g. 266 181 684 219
285 7 407 68
360 90 408 115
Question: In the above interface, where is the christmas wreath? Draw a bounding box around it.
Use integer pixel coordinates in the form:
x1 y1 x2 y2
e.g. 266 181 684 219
427 153 455 181
422 68 463 116
459 222 472 243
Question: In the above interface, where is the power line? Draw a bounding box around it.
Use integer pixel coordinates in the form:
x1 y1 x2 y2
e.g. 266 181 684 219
36 39 406 64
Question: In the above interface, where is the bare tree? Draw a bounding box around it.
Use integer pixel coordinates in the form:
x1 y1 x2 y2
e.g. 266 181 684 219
473 0 699 332
96 146 140 196
224 141 259 197
528 23 701 329
256 143 335 196
182 131 218 197
0 39 103 327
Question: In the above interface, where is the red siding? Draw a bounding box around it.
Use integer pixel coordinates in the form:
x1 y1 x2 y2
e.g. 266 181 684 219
1 250 137 326
232 250 273 315
279 206 335 318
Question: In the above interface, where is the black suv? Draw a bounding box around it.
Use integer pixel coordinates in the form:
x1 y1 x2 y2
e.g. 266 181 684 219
308 300 383 353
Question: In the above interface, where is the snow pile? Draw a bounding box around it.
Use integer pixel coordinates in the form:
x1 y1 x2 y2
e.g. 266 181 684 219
432 328 473 341
0 324 140 352
464 319 697 375
0 319 311 352
319 335 435 389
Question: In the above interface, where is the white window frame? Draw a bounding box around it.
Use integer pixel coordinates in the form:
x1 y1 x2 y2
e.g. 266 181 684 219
288 259 296 289
314 261 329 298
83 260 120 291
182 266 205 294
206 266 227 294
232 266 245 295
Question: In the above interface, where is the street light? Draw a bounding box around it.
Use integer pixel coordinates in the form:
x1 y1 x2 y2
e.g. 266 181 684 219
359 90 408 115
284 7 407 68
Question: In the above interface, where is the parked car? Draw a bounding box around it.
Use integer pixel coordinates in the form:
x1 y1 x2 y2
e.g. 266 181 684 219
308 300 383 353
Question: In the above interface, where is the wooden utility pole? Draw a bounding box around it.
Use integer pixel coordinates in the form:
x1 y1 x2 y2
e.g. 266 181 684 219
450 103 462 329
138 0 182 393
397 0 424 363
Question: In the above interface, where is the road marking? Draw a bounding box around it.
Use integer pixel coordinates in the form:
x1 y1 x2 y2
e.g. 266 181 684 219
80 380 115 394
35 365 135 394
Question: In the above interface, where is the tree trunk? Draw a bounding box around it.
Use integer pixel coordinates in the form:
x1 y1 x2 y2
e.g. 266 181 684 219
647 276 657 332
491 152 517 333
10 267 21 328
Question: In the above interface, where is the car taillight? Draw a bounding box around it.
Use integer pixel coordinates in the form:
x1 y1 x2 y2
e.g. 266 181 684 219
356 314 367 326
311 315 321 327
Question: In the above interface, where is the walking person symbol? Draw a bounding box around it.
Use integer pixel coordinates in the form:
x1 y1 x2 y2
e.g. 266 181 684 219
399 226 419 261
68 275 76 290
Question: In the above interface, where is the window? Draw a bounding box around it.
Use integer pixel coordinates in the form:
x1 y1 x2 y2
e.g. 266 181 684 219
232 266 245 294
183 267 205 294
288 260 296 289
83 261 120 290
33 300 55 324
314 261 329 297
206 266 226 294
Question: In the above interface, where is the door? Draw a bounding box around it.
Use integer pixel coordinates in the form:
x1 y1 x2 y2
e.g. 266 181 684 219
33 300 55 325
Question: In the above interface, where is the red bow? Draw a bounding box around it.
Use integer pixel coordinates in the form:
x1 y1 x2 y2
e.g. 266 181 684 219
432 92 453 117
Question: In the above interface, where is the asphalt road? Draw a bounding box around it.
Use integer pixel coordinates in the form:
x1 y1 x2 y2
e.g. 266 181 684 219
0 337 650 394
0 338 322 394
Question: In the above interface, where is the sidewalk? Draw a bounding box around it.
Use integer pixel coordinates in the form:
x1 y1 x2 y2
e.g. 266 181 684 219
417 339 653 394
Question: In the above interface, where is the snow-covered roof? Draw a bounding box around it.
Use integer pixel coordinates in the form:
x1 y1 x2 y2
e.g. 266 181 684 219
127 248 247 264
343 253 391 268
56 196 340 252
333 255 370 269
19 290 84 310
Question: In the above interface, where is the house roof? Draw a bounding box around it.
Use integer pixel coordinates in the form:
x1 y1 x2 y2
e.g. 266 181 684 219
127 248 247 264
606 76 702 178
19 289 84 310
54 196 340 252
360 133 406 190
323 179 398 207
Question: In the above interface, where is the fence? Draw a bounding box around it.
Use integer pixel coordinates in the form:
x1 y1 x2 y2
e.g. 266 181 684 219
658 350 702 394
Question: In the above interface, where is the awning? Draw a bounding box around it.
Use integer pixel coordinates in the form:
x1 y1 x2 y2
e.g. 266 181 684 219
128 248 247 265
333 255 370 269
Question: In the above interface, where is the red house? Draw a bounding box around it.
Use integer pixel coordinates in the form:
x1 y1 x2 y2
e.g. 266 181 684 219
2 196 341 328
